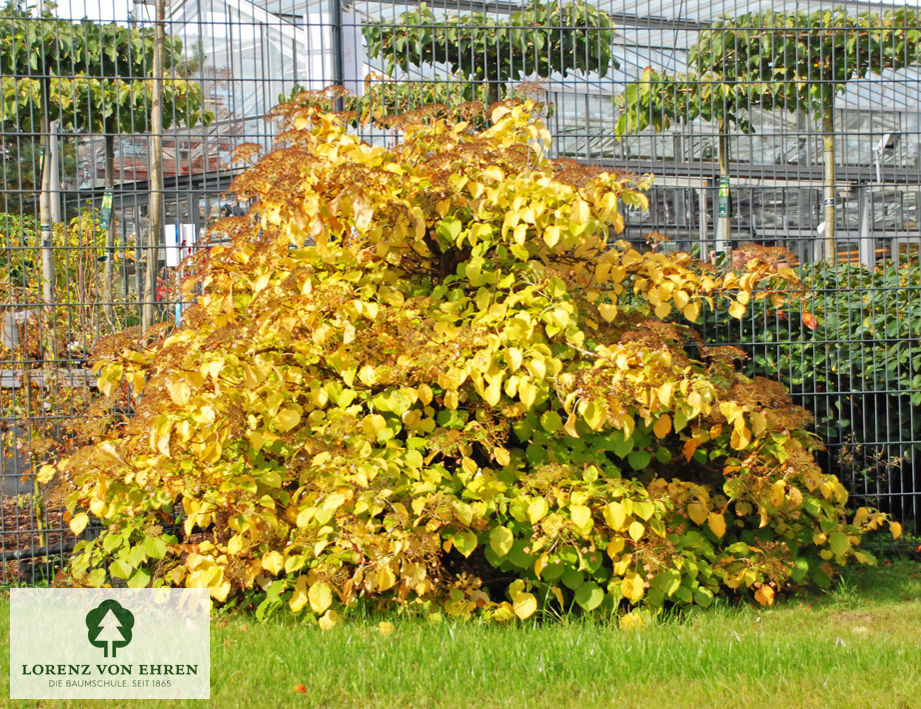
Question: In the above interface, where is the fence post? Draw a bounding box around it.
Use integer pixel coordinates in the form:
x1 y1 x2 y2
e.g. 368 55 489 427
144 0 166 332
330 0 344 108
38 74 56 362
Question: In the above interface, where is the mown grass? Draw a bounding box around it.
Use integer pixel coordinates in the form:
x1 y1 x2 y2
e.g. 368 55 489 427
3 559 920 708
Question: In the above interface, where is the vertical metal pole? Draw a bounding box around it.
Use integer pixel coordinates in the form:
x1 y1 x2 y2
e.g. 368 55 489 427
49 120 61 224
857 186 874 268
821 106 836 262
330 0 344 108
697 187 709 262
144 0 166 332
38 74 56 361
715 128 730 254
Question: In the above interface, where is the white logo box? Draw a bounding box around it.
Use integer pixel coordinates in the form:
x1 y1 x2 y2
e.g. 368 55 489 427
10 588 210 700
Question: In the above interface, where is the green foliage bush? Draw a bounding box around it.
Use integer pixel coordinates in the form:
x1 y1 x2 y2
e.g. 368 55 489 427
52 101 898 625
699 258 921 519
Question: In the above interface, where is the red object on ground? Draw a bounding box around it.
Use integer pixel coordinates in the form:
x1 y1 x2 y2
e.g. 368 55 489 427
293 684 306 694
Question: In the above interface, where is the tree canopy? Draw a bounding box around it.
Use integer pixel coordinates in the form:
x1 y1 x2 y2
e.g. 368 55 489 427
614 7 921 254
363 1 617 106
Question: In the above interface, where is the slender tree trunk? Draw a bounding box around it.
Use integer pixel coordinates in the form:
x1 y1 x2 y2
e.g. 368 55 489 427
821 105 836 261
143 0 166 332
486 82 501 112
38 75 56 362
104 134 115 323
716 121 730 253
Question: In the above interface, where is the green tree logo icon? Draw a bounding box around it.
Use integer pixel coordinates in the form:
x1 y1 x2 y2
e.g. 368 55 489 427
86 599 135 658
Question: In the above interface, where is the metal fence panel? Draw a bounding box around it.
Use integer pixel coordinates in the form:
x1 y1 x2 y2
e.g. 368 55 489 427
2 0 920 584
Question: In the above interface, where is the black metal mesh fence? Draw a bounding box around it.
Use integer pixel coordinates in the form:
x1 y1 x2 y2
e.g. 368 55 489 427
2 0 919 584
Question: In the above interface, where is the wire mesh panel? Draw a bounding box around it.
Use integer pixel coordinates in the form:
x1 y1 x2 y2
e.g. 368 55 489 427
2 0 920 584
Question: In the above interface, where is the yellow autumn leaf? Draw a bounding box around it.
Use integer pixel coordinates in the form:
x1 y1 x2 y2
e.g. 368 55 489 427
309 582 333 615
210 579 231 603
489 525 514 557
36 465 56 484
687 501 708 526
580 400 606 431
754 585 775 607
604 502 628 531
674 289 690 310
598 303 618 322
378 565 397 592
261 551 284 576
289 577 309 613
417 383 434 405
528 497 548 525
69 512 89 537
728 300 747 320
483 379 502 406
606 537 626 559
653 414 672 438
708 512 727 539
534 552 549 580
378 621 395 636
682 301 700 322
358 364 377 386
165 378 191 406
890 521 902 540
619 611 646 631
769 480 786 507
199 439 223 465
512 592 537 620
657 382 674 407
563 412 580 438
622 573 645 603
518 379 537 409
543 224 561 247
628 520 645 542
275 407 302 433
318 609 339 631
730 426 752 450
570 504 592 529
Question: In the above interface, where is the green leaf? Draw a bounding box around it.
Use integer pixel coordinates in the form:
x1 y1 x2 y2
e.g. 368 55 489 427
610 431 633 458
828 531 850 557
540 410 562 434
453 530 478 558
627 450 651 470
574 581 604 611
693 587 714 607
489 526 514 557
127 568 151 588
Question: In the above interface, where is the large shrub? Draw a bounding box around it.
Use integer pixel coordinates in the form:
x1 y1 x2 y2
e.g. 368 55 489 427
51 101 898 624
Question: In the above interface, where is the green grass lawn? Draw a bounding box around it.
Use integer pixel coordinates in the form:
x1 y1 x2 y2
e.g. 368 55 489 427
3 560 920 708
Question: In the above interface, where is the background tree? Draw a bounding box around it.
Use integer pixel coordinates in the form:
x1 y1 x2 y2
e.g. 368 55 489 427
362 1 617 108
694 9 921 257
614 67 765 250
0 2 212 321
616 8 921 257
